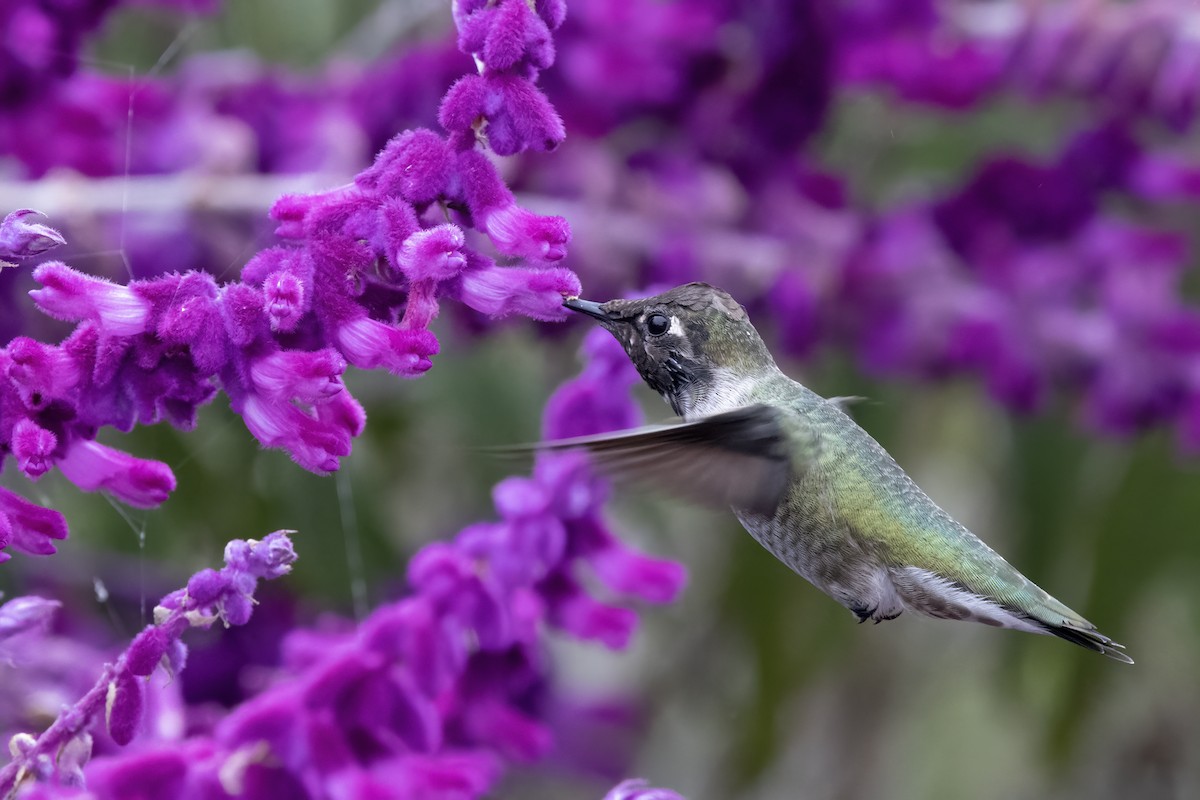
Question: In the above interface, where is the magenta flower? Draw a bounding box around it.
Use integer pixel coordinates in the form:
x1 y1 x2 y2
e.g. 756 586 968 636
443 0 568 154
6 0 1197 796
0 596 58 646
0 0 581 561
0 325 685 800
0 210 65 267
29 263 151 337
0 488 67 562
0 4 693 794
56 442 176 509
0 531 296 797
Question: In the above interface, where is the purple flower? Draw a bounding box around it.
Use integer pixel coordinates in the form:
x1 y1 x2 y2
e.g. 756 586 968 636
1 329 686 799
9 418 56 479
441 73 566 155
0 596 59 646
0 0 580 555
542 330 643 439
456 148 571 262
0 210 65 266
356 128 458 204
604 778 687 800
29 263 151 336
56 441 176 509
0 531 296 797
396 224 467 283
457 0 556 74
335 316 440 376
443 0 569 154
262 269 306 333
3 336 82 409
482 201 572 262
0 488 68 561
237 381 363 475
456 263 581 320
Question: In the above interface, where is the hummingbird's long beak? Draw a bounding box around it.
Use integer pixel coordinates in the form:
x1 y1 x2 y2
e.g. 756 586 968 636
563 296 611 321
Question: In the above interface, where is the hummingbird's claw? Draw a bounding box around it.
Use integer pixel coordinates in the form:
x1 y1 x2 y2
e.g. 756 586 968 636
853 604 877 624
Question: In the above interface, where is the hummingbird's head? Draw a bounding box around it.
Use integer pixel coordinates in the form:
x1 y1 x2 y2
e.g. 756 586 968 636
564 282 777 417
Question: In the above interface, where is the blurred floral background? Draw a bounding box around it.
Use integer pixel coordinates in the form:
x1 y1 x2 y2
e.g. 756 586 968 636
2 0 1200 798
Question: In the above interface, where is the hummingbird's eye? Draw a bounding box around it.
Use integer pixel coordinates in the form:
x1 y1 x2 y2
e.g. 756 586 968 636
646 314 670 336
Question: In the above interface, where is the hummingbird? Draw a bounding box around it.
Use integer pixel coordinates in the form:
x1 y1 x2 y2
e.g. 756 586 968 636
541 282 1131 663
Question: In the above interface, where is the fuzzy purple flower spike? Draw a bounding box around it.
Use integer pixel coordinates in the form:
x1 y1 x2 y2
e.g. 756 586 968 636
0 0 579 563
0 331 685 800
0 531 296 797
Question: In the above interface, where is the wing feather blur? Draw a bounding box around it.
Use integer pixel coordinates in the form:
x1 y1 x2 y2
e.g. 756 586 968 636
503 405 794 516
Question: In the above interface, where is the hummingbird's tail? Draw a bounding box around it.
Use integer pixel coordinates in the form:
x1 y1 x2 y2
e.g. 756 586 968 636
1012 586 1134 663
1034 617 1133 664
890 567 1134 663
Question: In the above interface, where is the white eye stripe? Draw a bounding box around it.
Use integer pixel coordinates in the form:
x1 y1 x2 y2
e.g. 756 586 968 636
667 316 684 337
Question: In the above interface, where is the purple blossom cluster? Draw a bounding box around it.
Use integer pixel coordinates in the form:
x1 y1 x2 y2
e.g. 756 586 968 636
0 591 189 779
0 531 296 797
831 122 1200 440
1 0 127 114
0 0 563 180
0 0 582 563
0 33 472 183
3 0 1198 793
2 1 689 795
1 335 686 800
0 0 219 125
841 0 1200 131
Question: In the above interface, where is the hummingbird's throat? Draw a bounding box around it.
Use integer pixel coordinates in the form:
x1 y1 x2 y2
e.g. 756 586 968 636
633 352 706 417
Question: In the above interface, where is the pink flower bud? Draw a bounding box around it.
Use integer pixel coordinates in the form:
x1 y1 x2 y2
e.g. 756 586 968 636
106 670 144 746
0 209 65 260
30 262 150 336
57 441 176 508
11 419 57 480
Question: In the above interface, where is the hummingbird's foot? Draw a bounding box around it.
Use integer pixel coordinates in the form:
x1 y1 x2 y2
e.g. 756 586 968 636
852 604 877 624
852 604 903 624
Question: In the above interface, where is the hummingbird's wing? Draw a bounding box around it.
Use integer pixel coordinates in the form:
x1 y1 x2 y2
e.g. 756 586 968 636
504 404 795 516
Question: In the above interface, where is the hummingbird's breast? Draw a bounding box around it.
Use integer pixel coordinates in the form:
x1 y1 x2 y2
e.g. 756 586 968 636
735 453 901 618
